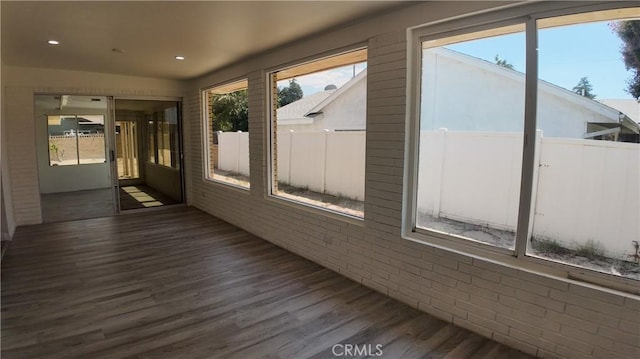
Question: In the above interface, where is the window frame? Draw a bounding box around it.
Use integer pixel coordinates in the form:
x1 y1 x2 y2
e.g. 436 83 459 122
265 46 368 222
147 106 181 170
47 114 107 167
201 77 251 191
404 1 640 293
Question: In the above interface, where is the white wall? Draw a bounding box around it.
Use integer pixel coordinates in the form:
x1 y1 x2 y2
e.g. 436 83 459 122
421 49 617 138
312 76 367 131
2 65 187 225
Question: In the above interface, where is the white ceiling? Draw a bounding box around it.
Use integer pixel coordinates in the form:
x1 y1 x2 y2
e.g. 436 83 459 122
1 1 407 80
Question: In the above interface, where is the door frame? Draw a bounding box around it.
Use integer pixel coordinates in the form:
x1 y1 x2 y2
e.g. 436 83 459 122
110 96 185 213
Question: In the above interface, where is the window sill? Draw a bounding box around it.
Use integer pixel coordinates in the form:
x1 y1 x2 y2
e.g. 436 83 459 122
404 229 640 296
266 193 365 227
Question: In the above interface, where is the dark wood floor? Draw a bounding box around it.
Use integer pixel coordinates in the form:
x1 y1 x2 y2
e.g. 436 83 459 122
40 188 114 223
1 207 534 359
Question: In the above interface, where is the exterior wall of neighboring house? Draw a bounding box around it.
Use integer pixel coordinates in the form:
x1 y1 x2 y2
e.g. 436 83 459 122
310 73 367 131
278 69 367 131
422 48 621 137
601 99 640 123
282 50 625 137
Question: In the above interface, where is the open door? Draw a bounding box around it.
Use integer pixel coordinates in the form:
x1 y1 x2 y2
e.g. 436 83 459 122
113 99 184 211
35 95 116 222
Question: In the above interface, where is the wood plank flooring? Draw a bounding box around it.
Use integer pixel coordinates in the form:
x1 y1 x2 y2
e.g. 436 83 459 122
40 188 114 223
1 207 534 359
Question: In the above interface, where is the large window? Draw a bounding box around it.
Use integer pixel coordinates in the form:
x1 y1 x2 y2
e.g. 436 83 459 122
411 6 640 284
269 49 367 218
417 25 526 250
47 115 106 166
203 79 250 189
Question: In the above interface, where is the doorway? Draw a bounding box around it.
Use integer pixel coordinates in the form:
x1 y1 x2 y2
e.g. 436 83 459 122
35 94 115 223
113 99 184 211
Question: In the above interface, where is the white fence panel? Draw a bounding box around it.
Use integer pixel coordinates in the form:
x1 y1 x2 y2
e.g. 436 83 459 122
276 131 291 183
217 131 249 176
289 131 326 193
533 138 639 255
325 131 366 200
238 132 250 175
417 130 522 232
217 129 638 257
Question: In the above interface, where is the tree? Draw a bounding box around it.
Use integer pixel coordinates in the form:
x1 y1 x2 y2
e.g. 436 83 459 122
278 79 303 107
494 54 514 70
572 77 596 99
612 20 640 99
210 89 248 132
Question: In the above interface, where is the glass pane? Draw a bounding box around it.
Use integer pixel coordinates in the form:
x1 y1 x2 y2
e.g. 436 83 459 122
165 106 180 169
416 25 526 249
48 115 78 166
77 115 105 164
271 49 367 218
528 13 640 280
116 120 139 179
148 118 155 163
204 80 249 188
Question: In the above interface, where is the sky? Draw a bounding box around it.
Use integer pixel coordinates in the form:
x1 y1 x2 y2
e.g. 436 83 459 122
281 19 634 101
277 63 367 97
447 20 632 100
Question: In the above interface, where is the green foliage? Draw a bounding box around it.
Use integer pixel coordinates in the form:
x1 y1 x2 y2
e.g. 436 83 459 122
575 240 606 260
494 54 514 70
277 79 303 107
210 89 248 132
612 20 640 99
572 77 596 99
49 142 63 162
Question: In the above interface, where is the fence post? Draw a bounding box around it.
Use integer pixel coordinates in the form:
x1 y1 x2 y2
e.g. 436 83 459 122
433 128 447 218
287 130 293 184
527 129 543 240
321 129 330 194
236 130 242 173
217 131 223 171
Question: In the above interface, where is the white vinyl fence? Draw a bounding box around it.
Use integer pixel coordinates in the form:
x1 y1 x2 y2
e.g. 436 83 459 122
277 130 366 201
218 129 639 256
418 129 639 256
217 131 250 176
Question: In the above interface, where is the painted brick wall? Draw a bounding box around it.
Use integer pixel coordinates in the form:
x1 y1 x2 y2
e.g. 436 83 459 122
186 5 640 359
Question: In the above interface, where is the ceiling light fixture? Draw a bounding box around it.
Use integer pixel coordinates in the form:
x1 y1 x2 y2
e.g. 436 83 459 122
47 40 60 45
175 56 185 60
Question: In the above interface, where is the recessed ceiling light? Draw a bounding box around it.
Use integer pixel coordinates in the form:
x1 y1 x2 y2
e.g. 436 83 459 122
47 40 60 45
175 56 185 60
